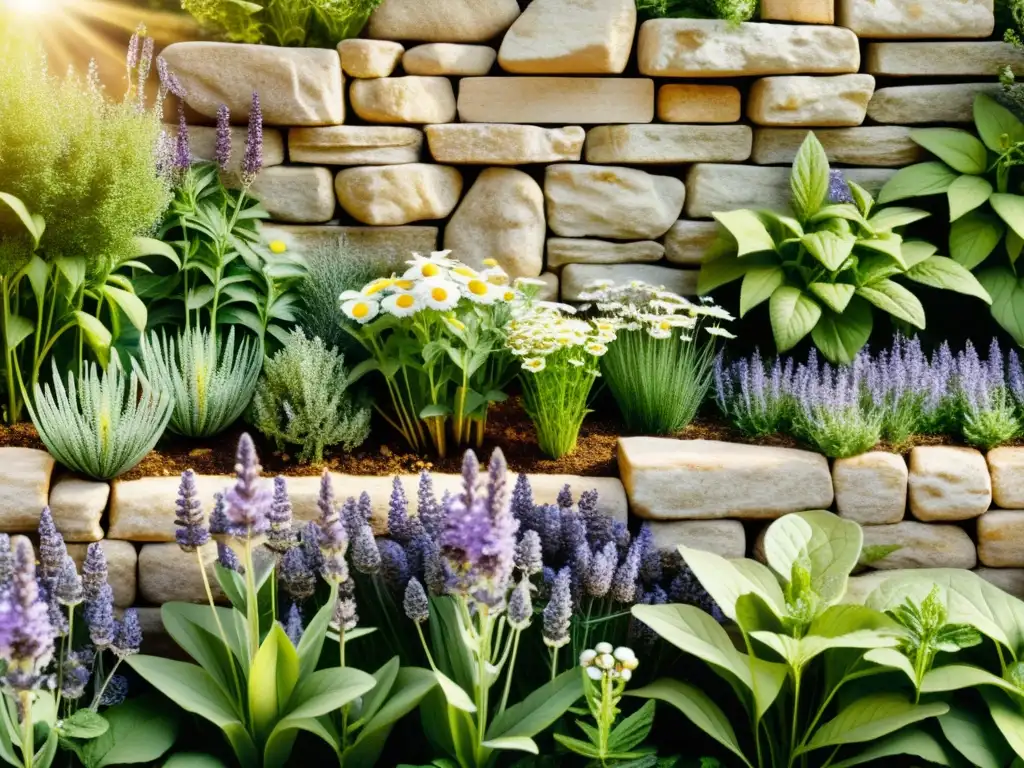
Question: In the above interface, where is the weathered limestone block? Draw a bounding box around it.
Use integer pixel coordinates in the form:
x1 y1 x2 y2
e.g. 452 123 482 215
180 126 285 175
497 0 636 74
335 164 462 226
868 83 1002 124
649 520 746 558
638 19 860 77
244 166 335 223
761 0 835 23
663 220 718 266
657 84 741 124
561 264 697 302
263 225 437 275
139 543 226 604
547 239 664 269
861 522 977 569
135 608 182 658
584 125 752 164
350 77 456 125
368 0 521 43
989 447 1024 509
338 39 404 78
49 476 108 542
867 42 1024 76
458 77 654 124
288 126 423 166
909 446 992 521
978 510 1024 567
545 164 684 240
426 124 584 165
833 452 907 525
752 127 923 167
160 42 344 126
839 0 994 39
67 541 137 607
0 448 54 532
684 165 894 218
976 567 1024 599
538 273 560 302
619 438 834 520
403 44 497 76
748 75 875 127
443 168 545 278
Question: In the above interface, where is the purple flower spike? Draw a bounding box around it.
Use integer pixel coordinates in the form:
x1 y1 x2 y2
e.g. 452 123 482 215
82 543 108 603
508 578 532 631
215 104 231 172
113 608 142 657
284 604 303 645
222 434 271 540
55 556 83 607
332 592 358 633
351 524 381 575
267 477 296 555
99 675 128 707
417 471 442 540
175 470 210 553
61 649 92 700
585 542 617 599
0 540 56 691
542 567 572 649
827 169 854 204
241 91 263 187
514 530 542 576
0 535 12 591
156 56 185 99
378 539 409 594
316 472 349 585
174 103 192 173
611 539 642 604
217 542 244 574
38 507 67 587
126 26 141 70
280 546 315 602
388 477 411 543
510 474 535 530
403 578 429 624
85 583 116 650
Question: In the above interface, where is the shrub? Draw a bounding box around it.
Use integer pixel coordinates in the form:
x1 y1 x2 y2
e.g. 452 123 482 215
249 328 371 463
28 358 173 480
580 281 733 435
701 132 990 364
713 349 794 437
140 326 262 438
182 0 383 46
636 0 757 23
956 339 1021 449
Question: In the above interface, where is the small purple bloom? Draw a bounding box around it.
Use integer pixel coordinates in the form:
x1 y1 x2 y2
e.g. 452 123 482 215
585 542 617 599
332 593 358 633
514 530 542 576
61 649 93 700
266 476 296 555
156 56 185 100
85 583 116 650
510 474 535 530
316 472 349 585
0 540 56 690
423 538 447 597
175 470 210 553
283 604 303 646
542 567 572 649
351 523 381 575
38 507 66 587
99 675 129 707
611 539 642 604
827 169 854 204
82 543 108 603
378 539 409 594
113 608 142 657
0 535 12 591
223 434 271 539
241 91 264 187
137 36 154 96
55 556 83 607
174 103 192 173
215 104 231 172
417 471 443 540
556 485 573 512
280 546 315 602
388 477 411 543
403 578 429 624
126 26 141 70
508 578 533 631
209 492 228 536
217 542 244 575
301 521 325 576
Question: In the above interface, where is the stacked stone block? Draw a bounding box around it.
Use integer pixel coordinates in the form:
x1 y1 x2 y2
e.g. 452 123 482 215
154 0 1010 299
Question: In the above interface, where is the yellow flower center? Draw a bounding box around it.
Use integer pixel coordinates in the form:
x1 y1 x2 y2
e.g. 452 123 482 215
431 287 449 302
422 264 440 277
468 279 488 296
353 302 370 318
503 291 516 301
452 266 476 277
395 279 414 290
660 321 671 331
483 258 498 267
397 294 415 309
269 240 287 254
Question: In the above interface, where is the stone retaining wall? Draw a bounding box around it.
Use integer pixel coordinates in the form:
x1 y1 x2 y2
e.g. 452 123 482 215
158 0 1014 298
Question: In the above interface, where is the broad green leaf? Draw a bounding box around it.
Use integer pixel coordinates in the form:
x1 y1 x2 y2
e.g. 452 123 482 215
480 737 538 754
79 694 179 768
807 283 855 314
351 656 400 732
904 256 992 303
809 204 870 229
878 162 959 204
790 132 831 220
628 679 752 768
740 265 785 317
848 181 874 217
760 210 804 238
607 699 656 753
950 210 1005 269
103 286 148 332
486 669 582 740
868 207 931 231
856 280 925 329
983 688 1024 761
947 175 994 221
250 624 300 743
901 240 938 268
802 231 856 271
830 728 955 768
159 603 247 684
678 546 785 622
3 315 32 350
769 286 821 352
55 256 86 294
799 694 948 754
0 192 43 245
939 699 1014 768
810 299 873 365
978 266 1024 346
752 629 897 671
296 583 337 680
856 232 906 267
975 92 1024 151
1010 229 1024 266
435 670 477 713
698 250 748 294
808 604 897 638
58 709 108 740
74 312 112 367
990 193 1024 241
764 510 863 606
132 235 181 269
163 754 229 768
343 668 437 766
921 664 1020 695
910 128 988 174
863 647 916 684
20 255 49 303
712 210 776 256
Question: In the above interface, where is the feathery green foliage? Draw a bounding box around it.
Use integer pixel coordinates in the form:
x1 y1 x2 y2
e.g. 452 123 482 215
27 358 172 480
140 326 262 438
182 0 383 46
636 0 757 23
249 328 370 463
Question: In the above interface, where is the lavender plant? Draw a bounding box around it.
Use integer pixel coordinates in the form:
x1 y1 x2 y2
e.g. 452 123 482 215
713 349 794 437
955 340 1021 449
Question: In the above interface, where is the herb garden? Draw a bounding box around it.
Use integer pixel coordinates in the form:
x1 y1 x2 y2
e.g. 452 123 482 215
7 0 1024 766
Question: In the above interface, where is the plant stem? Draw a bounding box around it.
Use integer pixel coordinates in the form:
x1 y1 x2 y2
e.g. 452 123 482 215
55 609 74 716
340 627 350 750
90 657 124 712
474 607 491 766
18 692 33 768
196 549 244 707
787 672 801 768
497 629 521 716
550 646 559 682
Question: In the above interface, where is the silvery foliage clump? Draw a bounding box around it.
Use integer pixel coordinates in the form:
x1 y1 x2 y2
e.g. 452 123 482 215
140 325 261 437
715 335 1024 455
28 357 173 480
249 327 370 464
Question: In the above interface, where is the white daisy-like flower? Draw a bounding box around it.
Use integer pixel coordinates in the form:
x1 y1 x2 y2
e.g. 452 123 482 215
585 342 608 357
705 326 737 339
522 357 546 373
382 291 421 318
448 263 481 284
342 298 380 324
462 277 499 304
647 326 672 340
419 278 461 311
499 288 521 303
403 254 450 280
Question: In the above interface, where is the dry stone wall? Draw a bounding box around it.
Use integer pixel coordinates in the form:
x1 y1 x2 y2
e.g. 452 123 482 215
156 0 1015 297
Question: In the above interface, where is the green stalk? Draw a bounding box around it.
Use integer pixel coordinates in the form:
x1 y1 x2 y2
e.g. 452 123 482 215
243 540 259 661
2 282 18 423
497 629 521 717
474 606 491 767
18 692 32 768
90 657 124 712
197 549 244 710
787 671 801 767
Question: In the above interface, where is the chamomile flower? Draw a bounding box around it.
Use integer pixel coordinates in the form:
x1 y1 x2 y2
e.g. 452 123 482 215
382 291 421 318
500 288 522 303
585 342 608 357
419 278 461 311
342 298 380 324
404 254 450 280
463 278 499 304
522 357 546 373
648 326 672 340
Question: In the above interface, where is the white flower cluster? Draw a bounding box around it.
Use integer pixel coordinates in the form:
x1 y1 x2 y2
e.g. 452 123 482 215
505 301 617 374
580 642 638 682
340 251 520 324
577 280 736 342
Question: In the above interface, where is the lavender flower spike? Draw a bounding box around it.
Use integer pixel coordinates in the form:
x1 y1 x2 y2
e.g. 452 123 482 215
155 56 185 100
351 523 381 576
222 433 271 540
611 539 642 604
175 469 210 553
279 546 315 601
827 169 854 205
403 578 429 624
542 567 572 649
215 104 231 172
388 477 411 543
82 543 108 603
126 25 141 70
417 471 442 539
85 583 116 650
217 542 244 574
0 539 56 691
38 507 67 585
508 578 533 631
514 530 542 576
174 102 192 174
379 539 410 594
284 604 303 645
316 472 349 585
55 555 83 607
585 542 617 599
266 476 296 554
332 594 358 633
241 91 264 187
0 535 12 591
113 608 143 657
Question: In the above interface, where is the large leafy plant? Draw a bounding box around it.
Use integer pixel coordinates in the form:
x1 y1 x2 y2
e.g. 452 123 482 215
630 510 949 768
699 132 991 364
182 0 382 46
878 93 1024 346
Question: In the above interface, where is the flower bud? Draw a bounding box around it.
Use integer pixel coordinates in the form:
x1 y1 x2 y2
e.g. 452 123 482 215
596 653 615 670
613 646 635 663
621 668 632 682
579 649 597 666
595 641 613 654
585 666 602 681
